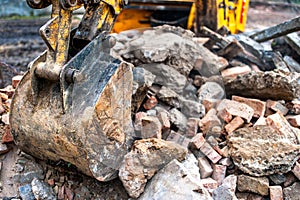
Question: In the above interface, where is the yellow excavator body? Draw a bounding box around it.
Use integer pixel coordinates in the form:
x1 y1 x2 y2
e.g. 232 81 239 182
112 0 250 34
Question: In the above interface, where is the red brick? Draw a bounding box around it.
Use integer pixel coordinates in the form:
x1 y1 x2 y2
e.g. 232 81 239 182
269 186 283 200
0 85 14 98
266 113 300 144
225 116 244 134
141 116 162 139
221 65 252 79
232 95 266 118
47 179 55 186
217 99 254 123
200 178 218 193
12 75 23 89
143 96 158 110
292 161 300 180
2 125 13 143
185 118 200 138
217 108 233 123
166 131 191 149
65 187 75 200
198 157 213 178
189 133 205 150
212 164 227 185
202 99 220 112
286 115 300 128
134 112 147 132
200 142 222 164
199 108 222 133
266 100 289 116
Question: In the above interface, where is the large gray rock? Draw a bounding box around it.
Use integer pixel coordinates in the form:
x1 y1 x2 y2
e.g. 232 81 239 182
198 82 225 102
228 125 300 176
119 138 187 198
138 159 213 200
224 70 300 101
141 63 187 95
283 182 300 200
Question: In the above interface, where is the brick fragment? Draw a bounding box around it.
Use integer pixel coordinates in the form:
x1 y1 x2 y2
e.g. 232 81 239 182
200 142 222 164
134 112 147 132
292 161 300 180
185 118 200 138
232 95 266 118
143 96 158 110
266 100 289 115
199 108 222 134
212 164 227 185
200 178 218 193
286 115 300 127
266 112 300 144
269 186 283 200
12 75 23 89
225 116 244 134
141 116 162 139
202 99 220 112
189 133 205 150
221 65 252 79
2 125 13 143
217 108 233 123
198 157 213 178
217 99 254 123
166 131 190 149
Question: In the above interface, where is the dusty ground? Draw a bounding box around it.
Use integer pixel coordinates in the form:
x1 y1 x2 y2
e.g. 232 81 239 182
0 3 300 199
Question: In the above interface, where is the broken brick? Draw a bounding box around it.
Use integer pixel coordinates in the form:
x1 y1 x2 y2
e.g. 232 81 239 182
189 133 205 150
202 99 221 113
200 109 222 133
232 95 266 118
266 100 289 115
200 178 218 193
141 116 162 139
200 142 222 164
269 186 283 200
217 99 254 123
266 112 300 144
134 112 147 132
217 108 233 123
224 116 244 134
2 125 13 143
166 131 190 149
143 96 158 110
185 118 200 138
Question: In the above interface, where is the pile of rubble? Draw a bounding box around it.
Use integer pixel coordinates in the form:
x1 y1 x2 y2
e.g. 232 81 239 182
1 19 300 199
109 22 300 199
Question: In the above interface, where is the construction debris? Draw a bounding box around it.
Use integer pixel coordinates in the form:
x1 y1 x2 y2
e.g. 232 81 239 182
2 14 300 199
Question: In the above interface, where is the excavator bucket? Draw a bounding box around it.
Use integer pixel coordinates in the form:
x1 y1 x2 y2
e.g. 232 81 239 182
9 0 134 181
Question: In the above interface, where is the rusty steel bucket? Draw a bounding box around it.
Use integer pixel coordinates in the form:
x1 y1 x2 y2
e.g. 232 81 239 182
10 34 134 181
